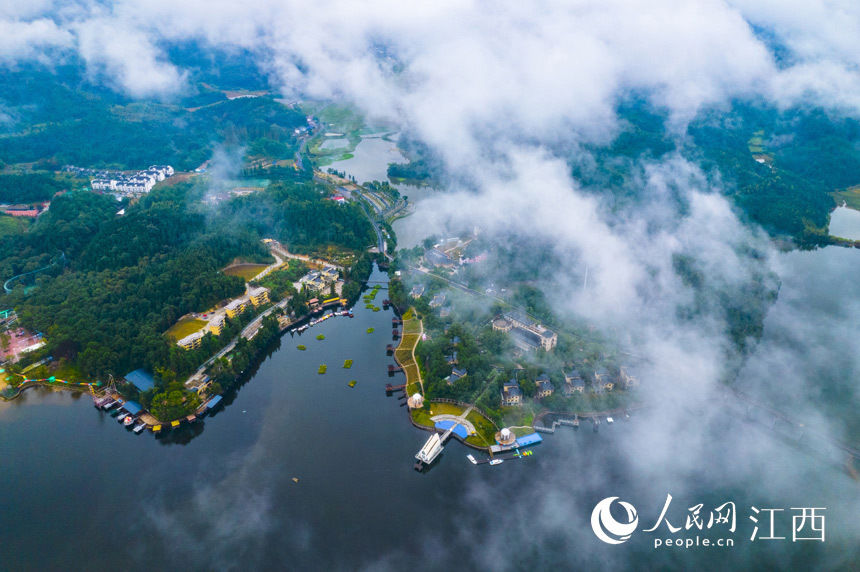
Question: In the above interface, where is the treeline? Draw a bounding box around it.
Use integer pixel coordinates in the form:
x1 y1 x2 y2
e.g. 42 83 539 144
0 174 65 203
222 176 377 253
386 134 443 183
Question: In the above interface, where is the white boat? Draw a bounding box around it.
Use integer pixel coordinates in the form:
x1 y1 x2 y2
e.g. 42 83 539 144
123 416 134 427
606 416 614 424
489 459 504 466
116 414 128 423
133 423 146 433
466 454 477 465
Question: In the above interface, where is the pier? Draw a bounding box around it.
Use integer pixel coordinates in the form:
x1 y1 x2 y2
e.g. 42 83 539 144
385 383 406 393
413 407 473 470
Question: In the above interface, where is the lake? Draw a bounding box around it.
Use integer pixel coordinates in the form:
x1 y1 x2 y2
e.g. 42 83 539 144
1 264 857 570
828 205 860 240
327 134 439 249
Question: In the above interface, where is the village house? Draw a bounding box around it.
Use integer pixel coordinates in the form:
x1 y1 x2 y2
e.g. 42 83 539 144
535 373 555 398
429 293 446 308
410 284 426 299
501 378 524 406
619 366 639 389
563 369 586 394
593 367 616 392
445 367 468 385
424 248 454 268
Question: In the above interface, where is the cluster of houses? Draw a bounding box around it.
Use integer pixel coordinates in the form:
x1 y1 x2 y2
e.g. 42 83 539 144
492 312 558 352
499 367 639 406
176 286 270 351
297 265 340 293
85 165 175 196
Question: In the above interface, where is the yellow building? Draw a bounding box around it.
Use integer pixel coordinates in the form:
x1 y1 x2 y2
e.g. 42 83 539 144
249 286 270 307
225 299 247 318
177 331 204 351
207 316 225 336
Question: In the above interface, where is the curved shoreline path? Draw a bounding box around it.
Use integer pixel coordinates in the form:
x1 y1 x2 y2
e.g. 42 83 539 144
394 309 424 396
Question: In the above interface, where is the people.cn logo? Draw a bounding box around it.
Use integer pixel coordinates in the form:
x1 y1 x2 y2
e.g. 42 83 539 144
591 497 639 544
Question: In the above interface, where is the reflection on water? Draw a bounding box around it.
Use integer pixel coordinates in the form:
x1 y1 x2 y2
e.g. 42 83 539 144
327 134 406 184
828 205 860 240
318 137 349 150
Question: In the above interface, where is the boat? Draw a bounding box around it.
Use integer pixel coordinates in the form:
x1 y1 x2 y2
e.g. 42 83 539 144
606 416 614 424
466 454 477 465
116 414 128 423
123 416 135 427
489 459 504 466
133 423 147 433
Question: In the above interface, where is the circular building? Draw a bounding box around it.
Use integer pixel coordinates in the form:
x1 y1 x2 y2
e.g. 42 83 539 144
495 427 517 446
492 317 512 332
407 393 424 409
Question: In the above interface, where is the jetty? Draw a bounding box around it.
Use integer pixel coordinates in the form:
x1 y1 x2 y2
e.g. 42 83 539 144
414 406 473 470
385 383 406 393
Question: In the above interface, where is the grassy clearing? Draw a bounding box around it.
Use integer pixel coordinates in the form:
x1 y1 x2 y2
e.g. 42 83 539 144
833 185 860 211
223 263 268 281
427 402 466 416
410 407 434 428
165 318 207 341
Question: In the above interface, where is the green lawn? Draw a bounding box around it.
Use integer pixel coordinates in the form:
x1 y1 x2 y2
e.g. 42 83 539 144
165 317 207 341
223 263 269 281
833 185 860 211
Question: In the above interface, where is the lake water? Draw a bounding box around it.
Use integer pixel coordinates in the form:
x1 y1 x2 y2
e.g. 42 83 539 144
327 134 439 249
318 138 350 150
828 205 860 240
326 134 406 184
2 264 857 569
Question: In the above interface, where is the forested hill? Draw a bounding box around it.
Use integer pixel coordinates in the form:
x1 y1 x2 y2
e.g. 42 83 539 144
2 183 266 379
571 101 860 245
0 64 306 171
2 171 377 381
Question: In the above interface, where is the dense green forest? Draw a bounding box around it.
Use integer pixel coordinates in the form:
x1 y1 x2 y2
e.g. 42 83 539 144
0 174 66 203
222 168 377 252
1 183 270 379
0 64 305 171
571 101 860 245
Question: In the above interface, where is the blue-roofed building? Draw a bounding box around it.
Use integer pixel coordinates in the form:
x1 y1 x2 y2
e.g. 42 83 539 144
122 401 143 416
515 432 543 447
124 369 155 393
446 367 468 385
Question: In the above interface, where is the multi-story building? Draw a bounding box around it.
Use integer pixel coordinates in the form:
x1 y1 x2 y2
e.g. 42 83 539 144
535 373 555 398
501 378 524 406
